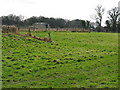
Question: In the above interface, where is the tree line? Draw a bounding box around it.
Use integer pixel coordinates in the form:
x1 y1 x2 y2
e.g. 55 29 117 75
1 5 120 32
1 14 92 29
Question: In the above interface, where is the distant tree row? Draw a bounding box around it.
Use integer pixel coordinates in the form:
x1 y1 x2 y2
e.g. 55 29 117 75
1 5 120 32
1 14 93 30
2 14 24 27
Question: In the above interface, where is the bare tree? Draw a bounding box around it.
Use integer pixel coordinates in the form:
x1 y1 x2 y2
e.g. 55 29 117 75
117 18 120 32
108 7 120 32
91 5 105 32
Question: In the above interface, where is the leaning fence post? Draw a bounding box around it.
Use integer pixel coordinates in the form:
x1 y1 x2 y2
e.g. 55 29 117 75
48 32 51 41
28 28 31 36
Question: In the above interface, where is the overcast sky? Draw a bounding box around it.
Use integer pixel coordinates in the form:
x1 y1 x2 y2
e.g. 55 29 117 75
0 0 120 25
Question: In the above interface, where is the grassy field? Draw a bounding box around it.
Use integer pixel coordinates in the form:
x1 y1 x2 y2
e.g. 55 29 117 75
2 31 118 88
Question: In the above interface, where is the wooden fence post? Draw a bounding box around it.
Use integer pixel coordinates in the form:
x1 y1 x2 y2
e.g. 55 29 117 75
48 32 51 41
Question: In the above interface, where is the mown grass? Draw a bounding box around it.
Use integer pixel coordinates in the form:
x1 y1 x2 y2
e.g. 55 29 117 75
2 31 118 88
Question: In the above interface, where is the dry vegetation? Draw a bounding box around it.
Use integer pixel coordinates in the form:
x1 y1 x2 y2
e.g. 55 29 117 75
2 25 18 33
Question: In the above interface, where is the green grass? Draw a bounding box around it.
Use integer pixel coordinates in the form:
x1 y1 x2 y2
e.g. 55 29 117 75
2 31 118 88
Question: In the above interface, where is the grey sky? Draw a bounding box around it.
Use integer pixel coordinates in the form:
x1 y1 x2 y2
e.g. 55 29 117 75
0 0 120 25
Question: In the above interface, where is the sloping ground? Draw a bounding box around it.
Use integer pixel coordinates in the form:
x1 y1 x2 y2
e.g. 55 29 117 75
2 31 118 88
